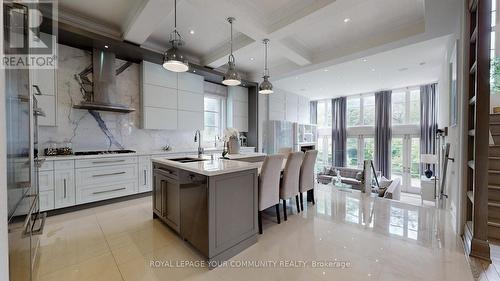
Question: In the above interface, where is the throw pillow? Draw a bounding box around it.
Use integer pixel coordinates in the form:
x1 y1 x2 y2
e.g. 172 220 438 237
376 176 393 197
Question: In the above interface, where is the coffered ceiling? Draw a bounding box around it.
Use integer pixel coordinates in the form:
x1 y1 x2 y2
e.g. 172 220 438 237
57 0 456 97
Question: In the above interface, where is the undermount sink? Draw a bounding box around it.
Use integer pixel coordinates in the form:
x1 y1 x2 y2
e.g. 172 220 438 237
169 157 208 163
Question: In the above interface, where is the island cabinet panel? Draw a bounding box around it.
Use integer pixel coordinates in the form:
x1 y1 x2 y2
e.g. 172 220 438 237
152 161 258 265
152 166 180 233
208 170 258 260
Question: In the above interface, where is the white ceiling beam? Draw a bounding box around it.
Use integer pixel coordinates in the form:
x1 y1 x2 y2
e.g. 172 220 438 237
202 34 255 67
122 0 175 44
199 0 337 68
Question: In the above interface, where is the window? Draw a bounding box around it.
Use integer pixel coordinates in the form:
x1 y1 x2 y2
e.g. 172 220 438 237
347 94 375 127
392 88 420 125
346 94 376 168
203 95 225 147
346 138 358 168
391 135 420 193
316 100 333 172
347 98 360 126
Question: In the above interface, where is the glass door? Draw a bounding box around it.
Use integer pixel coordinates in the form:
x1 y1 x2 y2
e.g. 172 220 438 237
391 135 420 193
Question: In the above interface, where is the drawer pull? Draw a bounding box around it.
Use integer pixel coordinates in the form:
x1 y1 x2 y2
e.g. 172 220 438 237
91 160 126 164
92 187 126 195
92 171 126 177
144 170 147 185
63 179 67 198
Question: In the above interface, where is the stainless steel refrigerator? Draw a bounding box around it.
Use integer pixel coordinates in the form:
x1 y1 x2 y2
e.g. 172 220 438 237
5 3 47 281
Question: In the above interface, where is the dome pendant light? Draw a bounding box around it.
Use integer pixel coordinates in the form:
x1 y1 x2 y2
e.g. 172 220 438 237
222 17 241 86
163 0 189 72
259 39 273 94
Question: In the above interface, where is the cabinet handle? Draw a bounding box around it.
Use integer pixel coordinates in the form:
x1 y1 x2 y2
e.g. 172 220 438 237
92 171 126 177
144 170 147 185
92 187 126 195
91 160 126 164
63 179 67 198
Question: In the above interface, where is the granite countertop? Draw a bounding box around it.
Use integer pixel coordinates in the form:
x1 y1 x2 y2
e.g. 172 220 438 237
151 153 263 176
39 147 257 161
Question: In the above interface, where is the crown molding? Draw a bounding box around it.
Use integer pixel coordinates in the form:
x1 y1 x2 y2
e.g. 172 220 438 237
57 7 122 40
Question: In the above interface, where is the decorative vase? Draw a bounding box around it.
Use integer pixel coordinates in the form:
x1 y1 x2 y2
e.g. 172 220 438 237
227 138 240 154
424 168 433 178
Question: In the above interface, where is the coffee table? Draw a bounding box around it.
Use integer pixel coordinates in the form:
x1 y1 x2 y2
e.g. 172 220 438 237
332 182 352 189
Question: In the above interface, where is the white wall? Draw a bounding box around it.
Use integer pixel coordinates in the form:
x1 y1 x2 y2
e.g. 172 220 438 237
436 0 465 234
0 3 9 280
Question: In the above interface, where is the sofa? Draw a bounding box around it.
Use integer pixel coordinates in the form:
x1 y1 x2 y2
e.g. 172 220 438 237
378 178 401 200
317 166 364 189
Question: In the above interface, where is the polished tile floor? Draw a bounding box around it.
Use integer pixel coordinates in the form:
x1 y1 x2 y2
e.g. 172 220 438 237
34 185 474 281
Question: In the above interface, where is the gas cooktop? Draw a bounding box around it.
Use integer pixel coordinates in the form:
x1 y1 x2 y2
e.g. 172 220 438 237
74 149 136 156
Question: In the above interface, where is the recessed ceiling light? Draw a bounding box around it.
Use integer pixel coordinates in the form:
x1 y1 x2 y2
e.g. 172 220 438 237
344 18 351 23
104 45 109 49
362 58 367 62
323 69 329 72
371 68 376 72
250 57 255 61
189 29 195 34
295 77 299 79
193 70 196 73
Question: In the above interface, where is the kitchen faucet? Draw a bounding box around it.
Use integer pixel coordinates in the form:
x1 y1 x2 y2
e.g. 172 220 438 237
194 130 204 158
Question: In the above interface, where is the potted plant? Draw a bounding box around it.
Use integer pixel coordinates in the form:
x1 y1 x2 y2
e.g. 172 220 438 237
224 128 240 154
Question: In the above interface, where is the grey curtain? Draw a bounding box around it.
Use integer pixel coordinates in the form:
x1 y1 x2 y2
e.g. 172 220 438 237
375 90 392 177
332 97 347 167
310 101 317 124
420 83 437 174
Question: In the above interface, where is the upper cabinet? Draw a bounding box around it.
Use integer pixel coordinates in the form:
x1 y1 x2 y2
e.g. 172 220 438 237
269 89 310 124
285 94 299 123
142 61 177 88
298 96 310 124
227 86 249 132
269 91 286 121
141 61 204 131
31 33 57 127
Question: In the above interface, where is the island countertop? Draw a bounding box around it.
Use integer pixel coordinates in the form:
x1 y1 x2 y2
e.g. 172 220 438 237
151 153 264 176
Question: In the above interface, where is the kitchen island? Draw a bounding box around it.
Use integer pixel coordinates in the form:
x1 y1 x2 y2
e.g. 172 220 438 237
151 154 262 265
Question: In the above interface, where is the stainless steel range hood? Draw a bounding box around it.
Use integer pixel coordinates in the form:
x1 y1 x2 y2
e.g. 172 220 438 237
73 49 135 113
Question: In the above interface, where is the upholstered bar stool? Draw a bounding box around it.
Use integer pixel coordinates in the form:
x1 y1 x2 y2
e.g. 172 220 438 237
279 151 304 221
258 154 285 234
299 150 318 211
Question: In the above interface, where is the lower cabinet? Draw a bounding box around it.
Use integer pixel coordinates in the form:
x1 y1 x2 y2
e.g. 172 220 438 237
153 166 180 233
54 169 76 209
39 190 54 212
138 156 152 192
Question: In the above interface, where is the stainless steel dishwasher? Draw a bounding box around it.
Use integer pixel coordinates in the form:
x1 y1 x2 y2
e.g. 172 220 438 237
179 171 209 256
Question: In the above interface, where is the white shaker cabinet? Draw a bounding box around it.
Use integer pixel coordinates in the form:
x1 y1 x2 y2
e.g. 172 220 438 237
138 156 152 192
141 61 204 131
54 160 76 209
39 167 55 212
298 96 310 124
227 86 249 132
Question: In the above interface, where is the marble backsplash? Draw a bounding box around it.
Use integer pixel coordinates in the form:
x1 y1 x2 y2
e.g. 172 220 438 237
39 44 199 153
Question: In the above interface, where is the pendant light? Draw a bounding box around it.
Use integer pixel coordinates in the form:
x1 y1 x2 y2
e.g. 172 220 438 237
259 39 273 94
222 17 241 86
163 0 189 72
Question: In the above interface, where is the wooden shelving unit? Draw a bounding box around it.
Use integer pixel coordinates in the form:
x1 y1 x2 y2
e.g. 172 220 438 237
463 0 491 262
